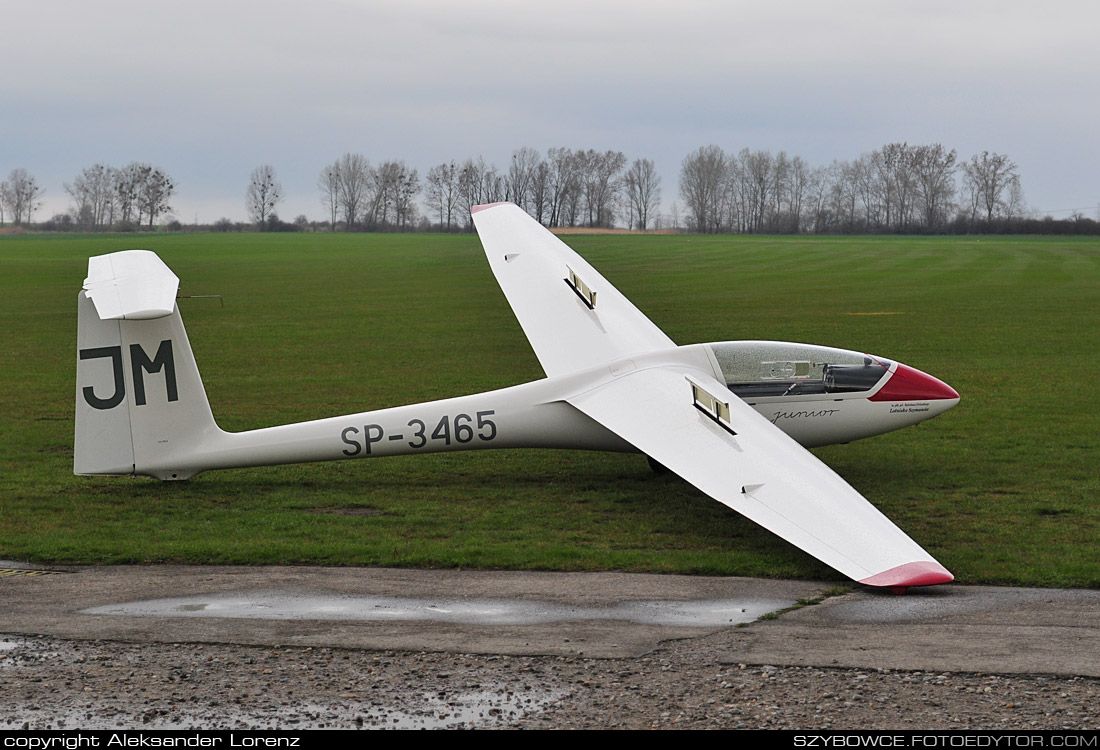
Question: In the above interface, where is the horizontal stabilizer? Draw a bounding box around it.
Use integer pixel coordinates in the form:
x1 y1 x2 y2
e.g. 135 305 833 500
84 250 179 320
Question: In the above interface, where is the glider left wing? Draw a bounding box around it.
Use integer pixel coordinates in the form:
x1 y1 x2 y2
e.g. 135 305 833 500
568 365 953 588
472 202 674 377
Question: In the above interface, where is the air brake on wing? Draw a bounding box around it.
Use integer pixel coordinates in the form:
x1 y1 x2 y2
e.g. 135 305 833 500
687 376 737 436
565 266 597 309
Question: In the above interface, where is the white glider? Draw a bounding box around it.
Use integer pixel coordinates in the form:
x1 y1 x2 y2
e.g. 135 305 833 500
74 202 960 590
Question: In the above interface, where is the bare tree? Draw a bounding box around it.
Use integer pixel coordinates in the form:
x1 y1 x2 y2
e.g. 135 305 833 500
770 150 790 230
392 165 420 231
579 149 626 228
740 148 774 232
481 163 504 206
114 163 144 225
963 151 1020 222
911 144 957 229
623 158 661 230
829 159 861 232
1006 176 1026 219
784 155 810 233
506 147 541 213
110 162 174 227
425 162 460 230
318 166 339 231
804 163 833 233
546 148 580 227
679 145 727 233
246 165 283 230
455 158 483 227
370 160 419 229
398 165 420 230
527 159 550 225
135 166 175 228
65 164 118 229
868 143 918 230
322 153 372 230
1 168 45 225
456 157 501 227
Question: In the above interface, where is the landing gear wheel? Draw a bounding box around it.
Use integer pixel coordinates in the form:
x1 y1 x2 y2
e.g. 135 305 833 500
646 455 669 474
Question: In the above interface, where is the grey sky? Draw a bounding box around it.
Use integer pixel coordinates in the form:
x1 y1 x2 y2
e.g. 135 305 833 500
3 0 1097 224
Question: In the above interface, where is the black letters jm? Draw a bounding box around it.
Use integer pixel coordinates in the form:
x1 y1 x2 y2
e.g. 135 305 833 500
80 340 178 410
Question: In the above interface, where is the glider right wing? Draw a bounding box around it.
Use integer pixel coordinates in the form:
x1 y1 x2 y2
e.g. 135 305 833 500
569 365 954 588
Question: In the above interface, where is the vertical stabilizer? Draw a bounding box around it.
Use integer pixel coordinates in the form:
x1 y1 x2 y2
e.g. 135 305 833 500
74 251 221 479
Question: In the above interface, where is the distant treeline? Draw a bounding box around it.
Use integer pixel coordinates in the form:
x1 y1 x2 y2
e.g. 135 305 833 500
674 143 1090 235
4 144 1099 235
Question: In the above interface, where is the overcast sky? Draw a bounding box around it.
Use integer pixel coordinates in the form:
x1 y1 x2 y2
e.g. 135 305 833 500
3 0 1097 224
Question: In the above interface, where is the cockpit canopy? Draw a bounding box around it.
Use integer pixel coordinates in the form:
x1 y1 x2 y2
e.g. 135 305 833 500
706 341 892 399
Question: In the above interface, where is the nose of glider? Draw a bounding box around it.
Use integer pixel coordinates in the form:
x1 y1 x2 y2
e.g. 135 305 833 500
869 363 960 404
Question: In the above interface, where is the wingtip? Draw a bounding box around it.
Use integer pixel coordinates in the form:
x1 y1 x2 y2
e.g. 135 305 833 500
471 201 512 214
859 561 954 589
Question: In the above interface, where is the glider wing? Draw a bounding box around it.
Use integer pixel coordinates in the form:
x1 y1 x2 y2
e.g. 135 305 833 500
472 202 674 377
568 365 953 588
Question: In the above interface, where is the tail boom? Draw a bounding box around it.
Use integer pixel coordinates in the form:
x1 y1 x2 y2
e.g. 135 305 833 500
75 255 631 480
135 378 632 480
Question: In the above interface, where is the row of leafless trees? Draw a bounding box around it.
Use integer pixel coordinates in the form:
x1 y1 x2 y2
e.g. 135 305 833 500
321 147 663 232
679 144 1025 234
61 163 176 230
317 154 421 231
0 143 1035 234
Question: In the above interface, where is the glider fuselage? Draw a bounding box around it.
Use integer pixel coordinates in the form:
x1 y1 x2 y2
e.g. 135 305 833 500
109 340 956 481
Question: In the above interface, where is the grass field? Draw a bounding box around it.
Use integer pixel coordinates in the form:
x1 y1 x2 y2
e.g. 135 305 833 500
1 231 1097 587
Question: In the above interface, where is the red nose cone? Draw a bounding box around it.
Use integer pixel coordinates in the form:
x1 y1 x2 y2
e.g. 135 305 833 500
869 364 960 402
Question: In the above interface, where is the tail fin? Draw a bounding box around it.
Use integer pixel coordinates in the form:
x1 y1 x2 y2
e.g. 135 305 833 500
75 250 220 480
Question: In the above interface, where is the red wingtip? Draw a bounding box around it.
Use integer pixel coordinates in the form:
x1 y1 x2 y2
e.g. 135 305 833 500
859 561 954 589
471 201 511 214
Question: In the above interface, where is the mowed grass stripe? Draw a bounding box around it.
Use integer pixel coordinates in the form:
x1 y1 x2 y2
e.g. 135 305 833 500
1 232 1097 586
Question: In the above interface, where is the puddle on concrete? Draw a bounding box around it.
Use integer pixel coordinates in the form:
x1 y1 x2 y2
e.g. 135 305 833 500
83 592 791 627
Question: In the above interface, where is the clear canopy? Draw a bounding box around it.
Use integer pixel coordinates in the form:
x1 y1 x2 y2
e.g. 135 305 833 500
707 341 891 398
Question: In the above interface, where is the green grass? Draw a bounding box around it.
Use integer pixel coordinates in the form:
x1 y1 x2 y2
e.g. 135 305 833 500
2 232 1098 587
